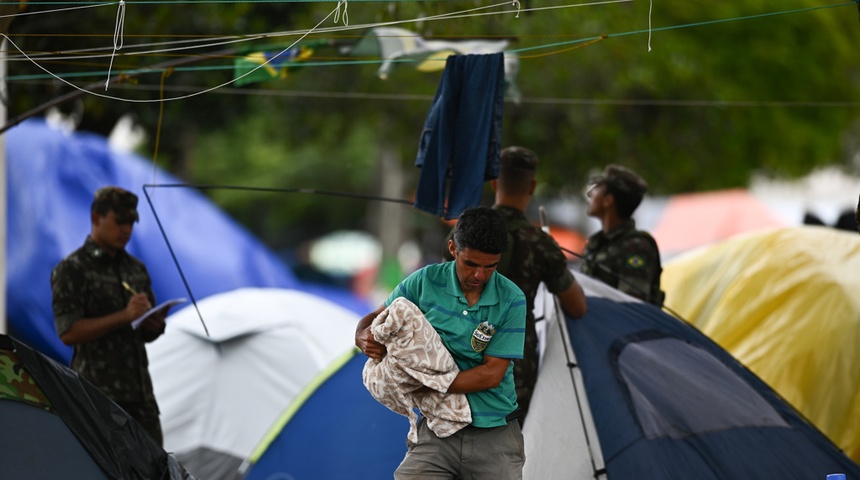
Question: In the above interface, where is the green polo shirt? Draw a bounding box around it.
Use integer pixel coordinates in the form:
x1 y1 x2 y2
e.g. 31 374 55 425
385 261 526 428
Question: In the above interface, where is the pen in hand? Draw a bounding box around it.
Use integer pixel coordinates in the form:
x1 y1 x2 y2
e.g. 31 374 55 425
122 281 138 295
122 281 154 324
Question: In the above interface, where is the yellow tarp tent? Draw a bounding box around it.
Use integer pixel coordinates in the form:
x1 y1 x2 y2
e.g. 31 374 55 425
662 226 860 463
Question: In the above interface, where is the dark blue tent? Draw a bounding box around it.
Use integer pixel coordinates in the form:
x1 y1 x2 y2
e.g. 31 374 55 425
237 272 860 479
242 349 408 480
523 275 860 479
6 118 370 363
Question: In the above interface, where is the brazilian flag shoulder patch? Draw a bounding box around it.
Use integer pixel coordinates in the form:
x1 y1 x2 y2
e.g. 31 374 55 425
626 254 646 269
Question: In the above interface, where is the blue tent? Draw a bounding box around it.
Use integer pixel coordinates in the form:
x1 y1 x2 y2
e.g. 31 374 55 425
6 118 370 363
523 275 860 479
240 273 860 479
242 349 408 480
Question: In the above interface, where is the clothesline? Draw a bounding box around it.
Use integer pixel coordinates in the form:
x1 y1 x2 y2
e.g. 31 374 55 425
3 0 616 63
0 0 623 105
77 83 860 108
0 0 853 105
4 0 850 72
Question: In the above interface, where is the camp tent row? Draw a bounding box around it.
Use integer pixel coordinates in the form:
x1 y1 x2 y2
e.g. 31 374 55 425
524 273 860 479
5 118 370 365
5 119 859 478
662 226 860 465
147 276 860 479
145 287 404 479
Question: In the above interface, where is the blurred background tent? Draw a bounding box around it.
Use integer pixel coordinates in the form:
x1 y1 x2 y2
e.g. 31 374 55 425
649 188 788 259
163 275 860 480
661 226 860 463
146 287 407 480
5 118 371 364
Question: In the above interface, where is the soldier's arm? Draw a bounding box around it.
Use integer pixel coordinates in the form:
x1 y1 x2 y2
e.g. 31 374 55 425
53 261 148 345
557 281 587 318
59 293 152 345
540 234 587 318
137 287 166 342
136 312 166 342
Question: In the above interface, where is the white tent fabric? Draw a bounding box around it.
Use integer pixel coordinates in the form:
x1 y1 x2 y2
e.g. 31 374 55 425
523 275 614 480
147 287 359 480
146 278 860 480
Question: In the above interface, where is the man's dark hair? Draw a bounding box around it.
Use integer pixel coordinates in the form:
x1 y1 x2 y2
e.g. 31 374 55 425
91 186 140 224
590 164 647 219
498 146 537 196
452 206 508 254
605 183 643 219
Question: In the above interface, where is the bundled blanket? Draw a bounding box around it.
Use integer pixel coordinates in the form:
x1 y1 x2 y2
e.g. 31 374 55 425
362 297 472 443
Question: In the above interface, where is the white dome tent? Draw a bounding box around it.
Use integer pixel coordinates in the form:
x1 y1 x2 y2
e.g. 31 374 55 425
147 287 360 479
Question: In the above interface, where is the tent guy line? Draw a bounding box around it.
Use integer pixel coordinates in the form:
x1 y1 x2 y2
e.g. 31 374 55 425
140 182 414 338
142 185 210 337
142 183 692 337
146 182 414 205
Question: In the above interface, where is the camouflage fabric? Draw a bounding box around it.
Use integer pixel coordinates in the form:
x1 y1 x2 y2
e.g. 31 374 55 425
580 219 664 306
50 236 161 414
444 205 575 421
0 349 54 412
494 206 575 422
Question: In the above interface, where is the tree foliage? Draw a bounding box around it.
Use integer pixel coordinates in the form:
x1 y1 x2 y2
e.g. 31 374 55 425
6 0 860 249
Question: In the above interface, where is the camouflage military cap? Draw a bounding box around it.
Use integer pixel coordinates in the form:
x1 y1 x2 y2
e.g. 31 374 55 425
91 186 139 224
590 164 648 203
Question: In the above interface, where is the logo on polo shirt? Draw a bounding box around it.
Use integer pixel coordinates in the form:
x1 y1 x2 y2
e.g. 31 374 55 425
471 321 496 352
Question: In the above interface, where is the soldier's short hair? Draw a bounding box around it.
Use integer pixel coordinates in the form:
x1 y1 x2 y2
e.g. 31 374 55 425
498 146 537 196
452 206 508 255
91 186 139 224
589 164 648 218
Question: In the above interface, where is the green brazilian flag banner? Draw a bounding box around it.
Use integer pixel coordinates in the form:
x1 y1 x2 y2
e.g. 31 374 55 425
233 43 318 86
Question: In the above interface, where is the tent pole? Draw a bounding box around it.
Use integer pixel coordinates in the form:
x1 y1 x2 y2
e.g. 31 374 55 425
0 37 7 334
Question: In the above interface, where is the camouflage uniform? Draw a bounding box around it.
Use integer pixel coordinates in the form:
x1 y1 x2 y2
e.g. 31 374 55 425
494 206 575 422
51 235 163 445
580 219 664 306
444 205 575 421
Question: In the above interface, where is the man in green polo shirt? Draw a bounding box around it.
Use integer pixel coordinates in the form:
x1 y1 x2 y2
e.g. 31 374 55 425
356 206 527 480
